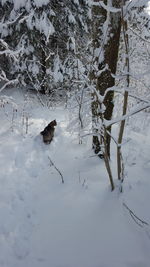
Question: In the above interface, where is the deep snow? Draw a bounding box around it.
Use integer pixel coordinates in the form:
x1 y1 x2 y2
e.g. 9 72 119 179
0 88 150 267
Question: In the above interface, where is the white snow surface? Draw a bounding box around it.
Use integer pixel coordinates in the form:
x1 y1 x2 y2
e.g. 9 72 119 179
0 88 150 267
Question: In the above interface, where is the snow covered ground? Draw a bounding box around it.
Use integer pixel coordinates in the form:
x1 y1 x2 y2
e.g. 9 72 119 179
0 88 150 267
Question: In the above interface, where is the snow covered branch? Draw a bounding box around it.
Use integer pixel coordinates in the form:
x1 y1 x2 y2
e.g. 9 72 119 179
104 102 150 128
0 78 19 93
93 1 121 13
0 70 19 92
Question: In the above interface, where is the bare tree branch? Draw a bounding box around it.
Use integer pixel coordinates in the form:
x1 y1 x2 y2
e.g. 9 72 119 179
104 102 150 128
129 27 150 44
48 156 64 184
123 202 149 227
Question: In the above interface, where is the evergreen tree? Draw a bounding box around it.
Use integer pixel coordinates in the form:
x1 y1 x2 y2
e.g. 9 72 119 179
0 0 91 94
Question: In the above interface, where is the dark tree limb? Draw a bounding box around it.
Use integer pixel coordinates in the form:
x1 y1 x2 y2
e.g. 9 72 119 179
123 202 149 227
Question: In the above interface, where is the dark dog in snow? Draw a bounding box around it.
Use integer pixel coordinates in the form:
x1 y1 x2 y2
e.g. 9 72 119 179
40 120 57 144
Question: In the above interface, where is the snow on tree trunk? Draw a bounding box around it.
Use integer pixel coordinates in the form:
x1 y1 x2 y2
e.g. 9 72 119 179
91 0 121 158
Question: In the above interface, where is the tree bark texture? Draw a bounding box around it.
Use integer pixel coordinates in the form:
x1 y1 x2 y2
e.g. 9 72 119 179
92 0 121 157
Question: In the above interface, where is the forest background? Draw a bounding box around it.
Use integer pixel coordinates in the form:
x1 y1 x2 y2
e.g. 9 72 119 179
0 1 150 267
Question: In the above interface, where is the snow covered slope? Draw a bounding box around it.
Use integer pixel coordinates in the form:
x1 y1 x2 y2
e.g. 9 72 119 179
0 88 150 267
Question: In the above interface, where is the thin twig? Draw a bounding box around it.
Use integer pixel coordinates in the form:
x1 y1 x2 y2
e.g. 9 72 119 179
123 202 149 227
105 101 150 128
129 27 150 44
48 156 64 184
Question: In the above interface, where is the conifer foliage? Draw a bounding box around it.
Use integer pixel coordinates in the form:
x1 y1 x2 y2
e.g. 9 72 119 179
0 0 91 93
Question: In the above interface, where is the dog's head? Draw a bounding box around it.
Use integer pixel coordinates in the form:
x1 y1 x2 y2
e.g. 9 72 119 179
49 120 57 127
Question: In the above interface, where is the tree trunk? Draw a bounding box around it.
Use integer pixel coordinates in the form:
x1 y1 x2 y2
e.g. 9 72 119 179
92 0 121 158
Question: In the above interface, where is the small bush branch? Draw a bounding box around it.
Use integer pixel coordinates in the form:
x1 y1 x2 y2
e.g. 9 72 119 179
48 156 64 184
